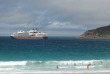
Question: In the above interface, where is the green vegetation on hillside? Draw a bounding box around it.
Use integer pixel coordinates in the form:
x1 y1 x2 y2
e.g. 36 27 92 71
94 25 110 35
85 25 110 35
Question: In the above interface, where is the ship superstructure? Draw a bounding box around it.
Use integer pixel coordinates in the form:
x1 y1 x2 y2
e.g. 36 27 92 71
10 28 47 39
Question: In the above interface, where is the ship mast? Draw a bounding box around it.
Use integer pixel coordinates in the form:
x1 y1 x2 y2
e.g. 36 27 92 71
33 28 34 30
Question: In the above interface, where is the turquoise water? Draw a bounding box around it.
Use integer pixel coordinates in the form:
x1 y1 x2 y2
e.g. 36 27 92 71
0 36 110 73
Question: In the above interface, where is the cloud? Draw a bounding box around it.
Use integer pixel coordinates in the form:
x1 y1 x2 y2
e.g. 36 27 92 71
47 21 81 29
0 6 35 24
0 0 110 36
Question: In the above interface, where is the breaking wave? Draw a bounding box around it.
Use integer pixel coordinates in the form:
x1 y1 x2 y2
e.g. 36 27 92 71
0 60 110 73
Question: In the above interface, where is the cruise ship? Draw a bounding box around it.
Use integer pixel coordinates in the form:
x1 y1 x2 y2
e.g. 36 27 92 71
10 28 47 39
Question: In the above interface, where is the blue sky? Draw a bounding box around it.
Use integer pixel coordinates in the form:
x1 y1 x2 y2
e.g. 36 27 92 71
0 0 110 36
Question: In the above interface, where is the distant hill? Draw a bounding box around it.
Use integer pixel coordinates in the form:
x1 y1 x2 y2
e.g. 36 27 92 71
77 25 110 38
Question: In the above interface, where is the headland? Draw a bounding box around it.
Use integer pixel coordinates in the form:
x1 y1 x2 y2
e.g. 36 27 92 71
77 25 110 38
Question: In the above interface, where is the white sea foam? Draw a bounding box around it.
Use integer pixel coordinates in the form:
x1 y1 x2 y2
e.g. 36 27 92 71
0 61 27 66
59 66 68 69
0 60 108 66
0 68 13 70
75 66 95 69
0 60 109 72
45 60 100 65
75 66 87 69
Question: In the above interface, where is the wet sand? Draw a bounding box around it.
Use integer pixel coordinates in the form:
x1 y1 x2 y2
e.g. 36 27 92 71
0 72 110 74
21 73 109 74
16 72 110 74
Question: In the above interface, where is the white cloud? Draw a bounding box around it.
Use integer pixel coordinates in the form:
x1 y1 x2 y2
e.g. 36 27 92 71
47 21 79 29
0 0 110 36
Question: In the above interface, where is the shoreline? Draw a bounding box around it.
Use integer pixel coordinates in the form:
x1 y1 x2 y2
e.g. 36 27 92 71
1 71 110 74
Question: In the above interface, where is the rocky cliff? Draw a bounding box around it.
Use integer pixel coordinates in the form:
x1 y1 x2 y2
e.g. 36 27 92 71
77 25 110 38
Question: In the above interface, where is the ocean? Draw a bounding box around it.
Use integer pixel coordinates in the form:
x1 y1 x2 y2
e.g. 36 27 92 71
0 36 110 73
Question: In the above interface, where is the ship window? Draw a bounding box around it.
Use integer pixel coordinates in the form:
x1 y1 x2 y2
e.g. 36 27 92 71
30 32 37 33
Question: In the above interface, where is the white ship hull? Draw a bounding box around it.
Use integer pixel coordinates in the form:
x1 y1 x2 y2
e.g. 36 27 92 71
10 36 47 40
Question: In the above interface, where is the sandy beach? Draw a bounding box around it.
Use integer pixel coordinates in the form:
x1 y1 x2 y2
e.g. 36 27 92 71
22 72 110 74
0 72 110 74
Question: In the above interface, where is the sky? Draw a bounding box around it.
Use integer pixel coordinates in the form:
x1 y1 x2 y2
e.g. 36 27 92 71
0 0 110 36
